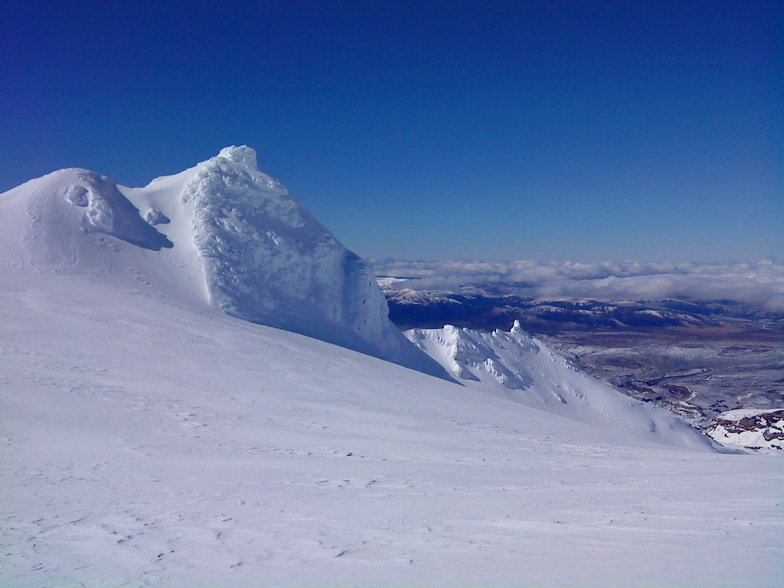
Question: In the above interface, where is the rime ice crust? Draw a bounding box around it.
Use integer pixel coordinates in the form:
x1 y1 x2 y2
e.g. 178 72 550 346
218 144 258 168
184 147 442 375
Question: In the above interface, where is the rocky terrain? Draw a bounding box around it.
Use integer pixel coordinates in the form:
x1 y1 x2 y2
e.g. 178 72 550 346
540 334 784 427
703 408 784 452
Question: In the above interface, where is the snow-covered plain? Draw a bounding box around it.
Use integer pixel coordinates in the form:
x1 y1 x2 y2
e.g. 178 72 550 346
2 149 783 586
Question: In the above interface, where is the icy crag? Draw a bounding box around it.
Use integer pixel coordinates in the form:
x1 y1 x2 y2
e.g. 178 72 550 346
182 147 448 377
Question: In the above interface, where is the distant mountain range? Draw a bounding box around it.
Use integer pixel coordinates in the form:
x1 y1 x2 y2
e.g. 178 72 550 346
378 280 783 337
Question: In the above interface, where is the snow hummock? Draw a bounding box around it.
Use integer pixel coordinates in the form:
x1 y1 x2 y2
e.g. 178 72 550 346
0 147 447 378
405 321 713 451
0 168 174 271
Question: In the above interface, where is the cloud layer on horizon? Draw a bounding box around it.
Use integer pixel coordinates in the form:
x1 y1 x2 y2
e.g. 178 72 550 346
371 259 784 312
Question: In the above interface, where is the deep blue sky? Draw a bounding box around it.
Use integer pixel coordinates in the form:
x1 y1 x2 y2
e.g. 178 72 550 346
1 1 781 262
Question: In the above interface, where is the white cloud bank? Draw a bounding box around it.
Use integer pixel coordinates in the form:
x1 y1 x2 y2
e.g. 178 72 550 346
371 259 784 312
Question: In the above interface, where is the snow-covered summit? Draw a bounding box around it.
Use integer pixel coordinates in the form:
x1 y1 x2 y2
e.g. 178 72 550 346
0 147 448 378
405 321 713 450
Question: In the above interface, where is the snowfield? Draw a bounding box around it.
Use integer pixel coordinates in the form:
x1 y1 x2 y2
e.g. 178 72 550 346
3 271 783 587
1 148 782 587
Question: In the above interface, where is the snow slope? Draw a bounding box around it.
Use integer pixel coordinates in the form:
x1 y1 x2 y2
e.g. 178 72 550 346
0 146 446 377
2 269 783 588
1 152 783 586
405 323 712 450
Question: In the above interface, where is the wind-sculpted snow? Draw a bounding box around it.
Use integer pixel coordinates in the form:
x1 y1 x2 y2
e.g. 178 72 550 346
0 169 172 270
406 321 714 450
0 147 447 377
183 147 420 366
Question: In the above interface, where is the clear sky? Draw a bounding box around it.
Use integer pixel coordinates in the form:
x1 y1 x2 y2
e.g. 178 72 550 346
1 1 781 262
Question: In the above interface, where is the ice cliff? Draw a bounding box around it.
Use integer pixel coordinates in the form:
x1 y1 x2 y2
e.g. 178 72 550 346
0 146 448 378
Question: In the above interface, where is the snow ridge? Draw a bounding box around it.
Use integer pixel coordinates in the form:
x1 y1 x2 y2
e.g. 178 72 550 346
406 321 714 450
